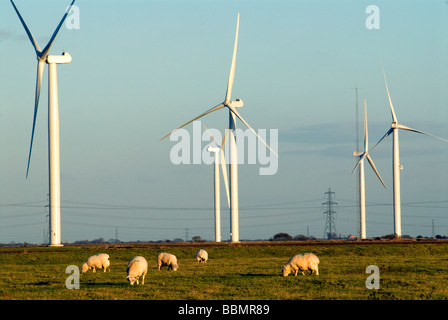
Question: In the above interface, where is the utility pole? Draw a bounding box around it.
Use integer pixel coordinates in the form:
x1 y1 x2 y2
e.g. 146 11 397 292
323 188 338 239
432 219 435 238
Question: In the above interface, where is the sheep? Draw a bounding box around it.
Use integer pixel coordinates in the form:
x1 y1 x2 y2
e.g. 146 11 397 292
81 253 110 273
282 253 319 277
196 249 208 263
126 256 148 285
157 252 178 271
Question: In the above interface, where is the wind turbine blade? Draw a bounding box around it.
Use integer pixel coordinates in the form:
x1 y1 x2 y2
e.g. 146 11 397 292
220 130 230 208
221 127 229 149
352 98 369 175
26 60 45 178
220 152 230 208
366 154 387 189
228 106 279 157
10 0 42 54
397 124 448 143
225 13 239 102
41 0 76 58
161 103 225 140
203 124 221 147
351 153 366 174
352 125 393 175
380 60 398 123
369 127 394 154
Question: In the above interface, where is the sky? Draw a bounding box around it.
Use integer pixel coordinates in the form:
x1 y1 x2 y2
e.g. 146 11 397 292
0 0 447 244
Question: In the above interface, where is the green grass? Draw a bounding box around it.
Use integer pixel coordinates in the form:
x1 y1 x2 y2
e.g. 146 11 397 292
1 241 448 300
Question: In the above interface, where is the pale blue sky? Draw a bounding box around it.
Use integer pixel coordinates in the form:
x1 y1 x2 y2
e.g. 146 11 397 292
1 0 447 243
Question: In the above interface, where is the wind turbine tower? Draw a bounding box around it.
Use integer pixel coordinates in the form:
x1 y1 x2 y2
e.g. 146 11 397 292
11 0 75 246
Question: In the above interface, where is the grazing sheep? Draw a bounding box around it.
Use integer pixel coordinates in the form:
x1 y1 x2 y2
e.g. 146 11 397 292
282 253 319 277
157 252 178 271
126 256 148 285
196 249 208 263
81 253 110 273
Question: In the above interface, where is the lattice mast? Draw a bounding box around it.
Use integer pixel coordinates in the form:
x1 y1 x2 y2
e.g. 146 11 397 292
323 188 338 239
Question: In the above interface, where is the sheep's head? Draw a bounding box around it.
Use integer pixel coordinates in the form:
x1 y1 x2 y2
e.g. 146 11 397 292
81 263 89 273
127 275 138 285
172 263 178 271
282 264 291 277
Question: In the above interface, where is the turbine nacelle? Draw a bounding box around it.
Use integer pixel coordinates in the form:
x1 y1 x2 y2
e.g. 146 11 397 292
207 146 221 153
47 52 72 64
225 98 244 109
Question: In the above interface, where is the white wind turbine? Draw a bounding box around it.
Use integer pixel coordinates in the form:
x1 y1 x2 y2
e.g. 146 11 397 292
204 127 230 242
366 62 448 238
11 0 75 246
161 13 277 242
352 98 386 239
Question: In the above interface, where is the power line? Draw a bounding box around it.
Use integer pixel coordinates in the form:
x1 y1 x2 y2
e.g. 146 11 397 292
2 198 448 211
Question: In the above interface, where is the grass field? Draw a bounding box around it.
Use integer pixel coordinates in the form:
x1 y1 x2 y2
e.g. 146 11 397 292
1 240 448 300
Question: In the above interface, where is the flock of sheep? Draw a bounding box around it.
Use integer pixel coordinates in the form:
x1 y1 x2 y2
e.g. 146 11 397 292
80 250 320 285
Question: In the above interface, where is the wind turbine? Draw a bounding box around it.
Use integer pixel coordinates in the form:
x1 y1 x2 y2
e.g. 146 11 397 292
352 98 386 239
204 127 230 242
11 0 75 246
161 13 277 242
367 61 448 238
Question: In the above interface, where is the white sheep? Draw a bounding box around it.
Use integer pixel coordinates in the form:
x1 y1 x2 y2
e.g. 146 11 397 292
81 253 110 273
282 253 319 277
196 249 208 263
157 252 178 271
126 256 148 285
